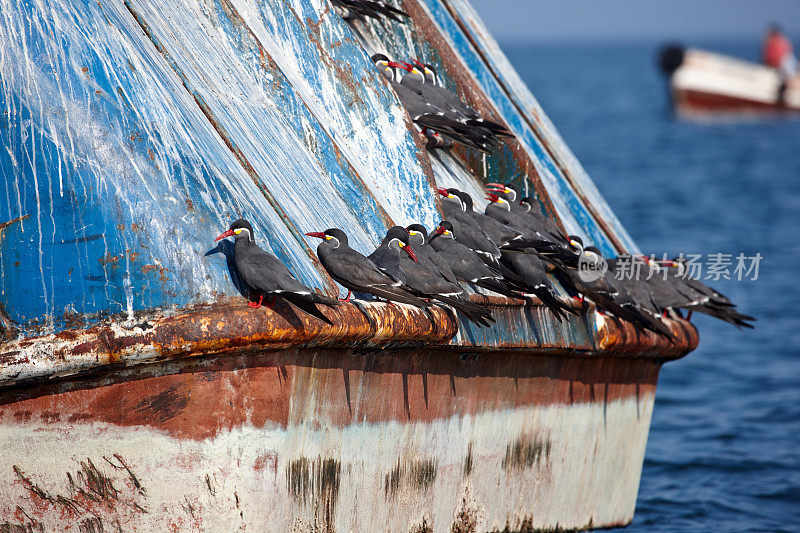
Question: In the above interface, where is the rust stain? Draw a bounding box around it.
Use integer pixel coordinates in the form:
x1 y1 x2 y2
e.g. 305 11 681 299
385 456 438 499
98 253 121 266
410 517 434 533
1 293 694 396
450 494 479 533
286 456 340 532
501 434 551 471
11 457 148 524
0 213 30 232
0 214 31 245
0 346 661 440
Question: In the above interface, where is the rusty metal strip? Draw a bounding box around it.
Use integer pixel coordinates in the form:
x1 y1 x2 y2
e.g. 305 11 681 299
123 1 339 293
0 297 696 389
595 312 699 358
0 213 30 244
438 0 629 252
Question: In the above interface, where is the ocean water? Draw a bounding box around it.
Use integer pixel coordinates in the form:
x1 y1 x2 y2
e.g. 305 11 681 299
503 40 800 531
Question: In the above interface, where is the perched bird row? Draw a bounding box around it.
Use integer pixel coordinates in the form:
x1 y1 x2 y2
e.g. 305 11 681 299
214 183 753 335
480 183 755 334
371 54 514 153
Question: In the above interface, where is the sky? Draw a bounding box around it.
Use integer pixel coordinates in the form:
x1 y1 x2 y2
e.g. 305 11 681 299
470 0 800 44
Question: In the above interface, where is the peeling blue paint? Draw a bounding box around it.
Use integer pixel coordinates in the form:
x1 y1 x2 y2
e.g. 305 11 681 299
0 0 637 337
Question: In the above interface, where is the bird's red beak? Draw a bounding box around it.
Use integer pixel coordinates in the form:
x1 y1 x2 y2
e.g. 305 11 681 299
215 229 235 241
412 58 425 68
486 182 505 188
435 226 446 235
436 187 448 196
305 232 325 239
387 61 409 71
403 244 418 263
486 193 500 202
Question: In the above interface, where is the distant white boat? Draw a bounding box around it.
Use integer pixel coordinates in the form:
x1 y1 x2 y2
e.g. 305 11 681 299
659 46 800 115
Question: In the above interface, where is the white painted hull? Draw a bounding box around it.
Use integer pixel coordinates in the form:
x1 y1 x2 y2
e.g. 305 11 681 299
0 349 660 531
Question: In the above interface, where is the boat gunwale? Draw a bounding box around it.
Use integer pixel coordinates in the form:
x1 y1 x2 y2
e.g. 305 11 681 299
0 295 698 391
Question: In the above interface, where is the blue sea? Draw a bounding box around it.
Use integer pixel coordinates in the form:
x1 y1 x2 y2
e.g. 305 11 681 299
503 40 800 532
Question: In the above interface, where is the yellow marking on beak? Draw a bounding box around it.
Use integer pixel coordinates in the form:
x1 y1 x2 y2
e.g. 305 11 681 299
504 187 511 193
325 235 332 240
409 231 418 236
234 228 243 234
399 242 406 247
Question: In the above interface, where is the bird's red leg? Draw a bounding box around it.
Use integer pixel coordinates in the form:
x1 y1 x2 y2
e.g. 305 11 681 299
340 290 352 302
249 294 264 309
687 310 693 321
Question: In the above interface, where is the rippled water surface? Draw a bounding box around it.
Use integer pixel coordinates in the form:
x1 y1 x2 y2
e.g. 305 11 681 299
504 40 800 531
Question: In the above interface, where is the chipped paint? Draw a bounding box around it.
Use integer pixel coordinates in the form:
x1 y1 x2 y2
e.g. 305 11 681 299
0 0 700 530
0 347 661 530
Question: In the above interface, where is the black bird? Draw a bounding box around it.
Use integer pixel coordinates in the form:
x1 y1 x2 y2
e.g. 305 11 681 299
429 221 528 302
412 60 514 138
654 257 755 328
406 224 460 288
603 258 681 338
452 190 524 248
215 219 337 324
485 185 580 264
396 63 501 147
371 55 495 152
369 226 495 326
486 184 564 239
499 250 576 321
331 0 408 23
519 196 568 242
484 192 549 242
485 182 525 210
436 187 503 263
556 247 675 339
305 228 429 308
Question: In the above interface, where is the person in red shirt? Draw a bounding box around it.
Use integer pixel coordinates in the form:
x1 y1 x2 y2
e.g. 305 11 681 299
763 25 796 75
762 25 796 105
